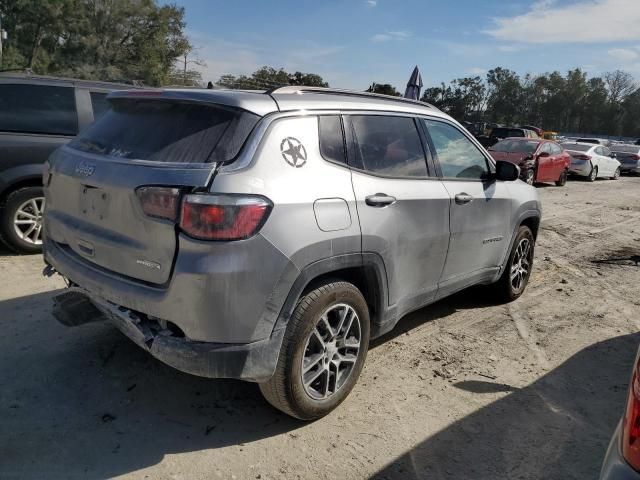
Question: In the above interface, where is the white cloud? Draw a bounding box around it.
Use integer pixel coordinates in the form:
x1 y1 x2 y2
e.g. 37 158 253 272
485 0 640 44
608 48 639 62
366 0 377 6
467 67 486 75
371 31 412 42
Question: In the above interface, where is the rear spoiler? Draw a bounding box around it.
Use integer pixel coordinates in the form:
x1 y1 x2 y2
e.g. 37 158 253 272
107 89 279 116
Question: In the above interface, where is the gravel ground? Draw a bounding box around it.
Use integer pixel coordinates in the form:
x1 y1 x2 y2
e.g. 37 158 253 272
1 176 640 480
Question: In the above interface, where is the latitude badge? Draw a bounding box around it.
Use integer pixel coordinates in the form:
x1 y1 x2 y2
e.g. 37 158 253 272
280 137 307 168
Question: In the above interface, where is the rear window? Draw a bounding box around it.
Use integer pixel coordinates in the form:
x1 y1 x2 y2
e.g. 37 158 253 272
613 145 640 154
0 84 78 135
564 143 592 152
492 128 524 138
492 139 539 153
576 138 599 144
90 92 110 120
69 99 259 163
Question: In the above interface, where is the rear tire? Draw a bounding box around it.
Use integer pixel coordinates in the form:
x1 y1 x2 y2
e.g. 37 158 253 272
491 225 535 302
555 170 567 187
612 167 620 180
587 166 598 182
0 186 45 254
259 281 370 420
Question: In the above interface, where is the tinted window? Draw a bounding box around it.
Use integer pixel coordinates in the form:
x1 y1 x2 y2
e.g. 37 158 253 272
90 92 110 120
602 147 611 156
613 145 640 154
563 143 592 152
70 99 259 163
492 139 538 153
318 115 346 164
550 143 562 155
0 84 77 135
424 119 490 179
492 128 524 138
539 143 552 154
595 146 604 155
577 138 599 144
350 115 428 177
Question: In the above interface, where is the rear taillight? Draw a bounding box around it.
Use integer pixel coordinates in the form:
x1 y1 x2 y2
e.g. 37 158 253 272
136 187 181 221
632 154 640 161
180 194 272 241
622 359 640 471
572 154 591 161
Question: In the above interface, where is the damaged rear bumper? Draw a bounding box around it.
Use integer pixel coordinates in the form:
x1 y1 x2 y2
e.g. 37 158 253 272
52 288 283 382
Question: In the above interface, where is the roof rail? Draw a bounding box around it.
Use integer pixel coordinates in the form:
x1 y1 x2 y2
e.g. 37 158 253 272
266 86 435 109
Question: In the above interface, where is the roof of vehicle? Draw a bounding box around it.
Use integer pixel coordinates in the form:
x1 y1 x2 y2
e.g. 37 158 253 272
0 72 139 90
108 86 446 118
496 137 544 142
562 141 597 149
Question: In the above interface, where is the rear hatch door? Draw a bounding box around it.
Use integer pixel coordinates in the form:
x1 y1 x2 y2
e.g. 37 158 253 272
45 94 261 285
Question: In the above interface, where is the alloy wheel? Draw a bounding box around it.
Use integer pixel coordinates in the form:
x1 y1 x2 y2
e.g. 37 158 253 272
510 237 532 293
614 167 620 180
525 170 534 185
589 167 598 181
301 303 361 400
13 197 45 245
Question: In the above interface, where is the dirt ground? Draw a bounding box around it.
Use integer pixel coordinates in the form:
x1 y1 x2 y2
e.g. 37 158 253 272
2 176 640 480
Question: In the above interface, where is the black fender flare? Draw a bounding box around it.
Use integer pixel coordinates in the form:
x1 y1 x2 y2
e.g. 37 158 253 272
271 252 390 336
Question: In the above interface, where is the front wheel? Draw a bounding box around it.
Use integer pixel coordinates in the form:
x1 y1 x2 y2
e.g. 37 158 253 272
555 170 568 186
587 165 598 182
525 169 535 185
612 167 620 180
492 225 535 302
0 186 45 254
259 281 370 420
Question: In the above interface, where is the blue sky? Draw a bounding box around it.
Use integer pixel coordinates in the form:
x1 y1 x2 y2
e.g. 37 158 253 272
172 0 640 90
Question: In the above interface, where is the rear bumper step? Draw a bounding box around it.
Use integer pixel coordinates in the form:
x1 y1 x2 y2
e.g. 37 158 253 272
51 287 284 382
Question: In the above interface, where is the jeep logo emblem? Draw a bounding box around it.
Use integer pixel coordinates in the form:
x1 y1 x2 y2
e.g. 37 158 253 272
75 161 95 177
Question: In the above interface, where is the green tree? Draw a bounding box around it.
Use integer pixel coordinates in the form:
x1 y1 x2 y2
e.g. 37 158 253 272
366 83 400 96
485 67 523 125
217 66 328 90
0 0 191 86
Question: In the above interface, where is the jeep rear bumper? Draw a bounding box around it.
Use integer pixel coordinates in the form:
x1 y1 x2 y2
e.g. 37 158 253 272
52 288 284 382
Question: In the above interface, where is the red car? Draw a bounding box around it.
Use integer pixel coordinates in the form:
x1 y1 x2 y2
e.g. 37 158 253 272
488 138 571 186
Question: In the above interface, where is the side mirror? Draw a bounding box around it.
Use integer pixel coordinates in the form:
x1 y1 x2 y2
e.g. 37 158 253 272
538 151 550 158
495 160 520 181
611 153 617 158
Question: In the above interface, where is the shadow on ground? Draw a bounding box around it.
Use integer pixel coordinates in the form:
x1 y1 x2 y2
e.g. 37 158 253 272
372 332 638 480
0 286 502 478
2 287 634 479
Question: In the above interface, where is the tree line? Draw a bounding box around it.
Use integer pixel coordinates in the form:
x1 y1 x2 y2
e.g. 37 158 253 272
421 67 640 138
0 0 197 86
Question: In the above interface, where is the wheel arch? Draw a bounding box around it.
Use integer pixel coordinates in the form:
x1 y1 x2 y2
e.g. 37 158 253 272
273 253 389 336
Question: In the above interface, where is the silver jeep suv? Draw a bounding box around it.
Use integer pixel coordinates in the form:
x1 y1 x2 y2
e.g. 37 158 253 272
44 86 540 419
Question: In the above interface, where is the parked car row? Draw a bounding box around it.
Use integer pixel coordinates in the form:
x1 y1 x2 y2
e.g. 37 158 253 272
484 135 629 187
0 74 133 254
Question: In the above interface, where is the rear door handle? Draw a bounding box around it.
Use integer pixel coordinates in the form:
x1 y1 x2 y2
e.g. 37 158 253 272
365 193 396 207
455 193 473 205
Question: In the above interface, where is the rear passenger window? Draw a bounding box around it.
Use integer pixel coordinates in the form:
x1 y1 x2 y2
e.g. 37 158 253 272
0 84 77 135
90 92 110 120
551 143 562 155
318 115 346 164
349 115 428 177
423 119 490 179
